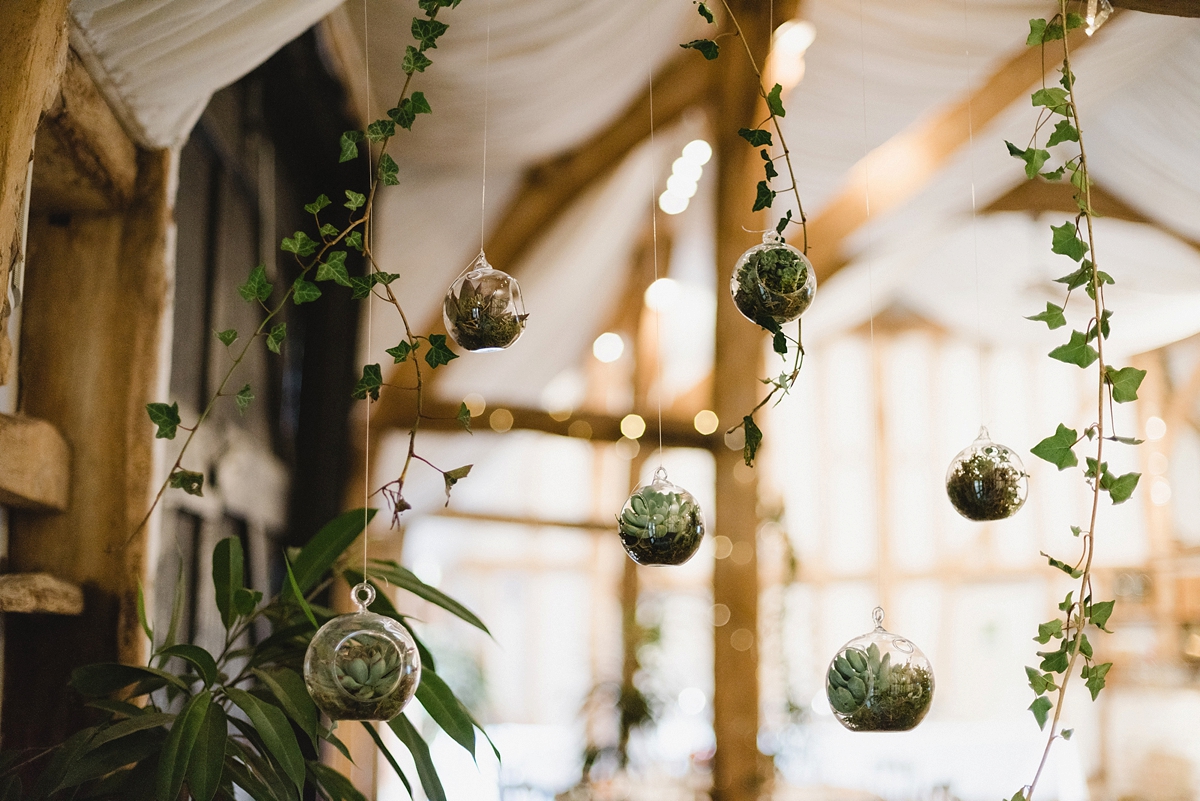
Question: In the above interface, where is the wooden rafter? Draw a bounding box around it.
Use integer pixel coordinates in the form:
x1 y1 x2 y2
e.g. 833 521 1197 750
1112 0 1200 16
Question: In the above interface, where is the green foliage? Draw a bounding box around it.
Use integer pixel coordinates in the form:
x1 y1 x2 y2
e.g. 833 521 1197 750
680 39 719 59
146 402 181 439
378 153 400 185
339 130 363 163
424 333 459 368
1048 330 1099 368
1025 302 1066 330
1105 366 1146 403
753 180 776 211
168 468 204 497
387 340 413 363
304 194 331 214
443 464 473 503
267 322 287 354
738 127 773 147
352 364 384 401
1029 695 1053 729
767 83 787 117
1005 141 1050 180
742 415 763 466
457 402 472 432
239 264 273 303
1031 424 1079 470
403 45 434 74
215 328 238 346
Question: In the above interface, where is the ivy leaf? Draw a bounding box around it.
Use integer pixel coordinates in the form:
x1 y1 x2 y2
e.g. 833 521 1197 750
1112 435 1144 445
443 464 472 505
1041 165 1067 182
1102 471 1140 504
743 415 763 466
773 331 787 355
1031 423 1079 470
169 468 205 497
1035 618 1064 644
1025 302 1066 330
1062 728 1074 740
1090 599 1115 632
1038 644 1069 674
386 341 413 363
366 118 396 142
402 45 433 74
235 384 254 415
378 153 400 186
319 223 339 239
418 0 461 18
1026 18 1048 45
352 364 383 402
457 402 472 433
767 83 787 118
1078 632 1093 658
753 181 776 211
339 130 363 163
349 276 374 300
1046 120 1080 148
776 210 792 236
292 278 322 305
304 194 331 214
1025 666 1055 695
424 334 458 368
739 128 773 147
1059 591 1075 613
1083 661 1112 700
698 2 714 23
344 190 366 210
316 252 352 287
1032 87 1071 116
412 18 450 50
762 149 778 180
346 230 364 251
1048 330 1099 368
1099 308 1112 339
681 39 719 60
238 264 272 303
1005 141 1050 180
213 328 238 347
267 323 287 355
281 231 318 257
1029 696 1053 730
1041 552 1083 579
1105 366 1146 403
146 402 182 439
1055 260 1092 290
1051 222 1089 262
1066 11 1085 29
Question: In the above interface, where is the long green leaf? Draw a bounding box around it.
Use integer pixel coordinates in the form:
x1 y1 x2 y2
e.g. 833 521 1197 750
79 713 174 750
188 701 227 801
71 663 190 697
159 643 219 687
136 581 154 644
389 714 446 801
57 729 163 790
252 667 318 742
291 508 376 593
367 559 489 634
226 688 306 793
226 736 290 801
417 669 476 759
213 537 246 629
285 555 319 629
359 722 413 796
308 762 369 801
223 750 276 801
156 690 211 801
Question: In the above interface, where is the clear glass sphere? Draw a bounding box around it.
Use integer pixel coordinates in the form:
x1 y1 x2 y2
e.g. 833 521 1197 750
617 468 705 566
945 426 1029 521
825 608 934 732
730 231 816 327
304 583 421 721
443 251 527 352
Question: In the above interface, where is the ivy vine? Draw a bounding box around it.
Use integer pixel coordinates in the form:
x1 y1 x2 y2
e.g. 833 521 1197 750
682 0 811 467
1008 3 1143 797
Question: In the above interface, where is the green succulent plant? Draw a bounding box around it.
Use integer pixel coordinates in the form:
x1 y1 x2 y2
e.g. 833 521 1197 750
826 642 933 731
617 487 703 566
444 277 527 351
732 245 812 327
946 447 1027 521
335 635 403 701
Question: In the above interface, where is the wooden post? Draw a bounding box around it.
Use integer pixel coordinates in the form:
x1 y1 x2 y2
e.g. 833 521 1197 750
711 2 776 798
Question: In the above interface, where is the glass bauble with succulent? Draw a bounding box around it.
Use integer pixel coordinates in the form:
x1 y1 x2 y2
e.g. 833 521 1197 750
443 251 527 352
304 583 421 721
617 467 705 566
730 231 816 328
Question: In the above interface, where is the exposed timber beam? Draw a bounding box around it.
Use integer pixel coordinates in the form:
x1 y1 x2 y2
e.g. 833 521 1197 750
805 21 1111 282
1112 0 1200 16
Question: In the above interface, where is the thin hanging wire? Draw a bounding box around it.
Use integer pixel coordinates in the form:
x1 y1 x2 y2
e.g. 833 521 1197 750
962 0 987 425
362 0 373 584
480 0 492 254
856 0 886 607
647 54 664 466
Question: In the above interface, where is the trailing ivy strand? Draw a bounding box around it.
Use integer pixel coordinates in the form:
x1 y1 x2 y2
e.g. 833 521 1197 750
1007 4 1142 799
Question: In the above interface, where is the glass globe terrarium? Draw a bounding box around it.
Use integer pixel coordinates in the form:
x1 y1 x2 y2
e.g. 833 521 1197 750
945 426 1029 521
304 583 421 721
617 467 705 566
443 251 527 352
730 231 816 328
825 608 934 732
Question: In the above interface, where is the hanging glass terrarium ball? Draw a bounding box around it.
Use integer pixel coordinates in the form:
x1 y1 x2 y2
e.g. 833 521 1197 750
304 583 421 721
617 467 705 566
825 608 934 732
443 250 527 352
945 426 1029 521
730 231 816 328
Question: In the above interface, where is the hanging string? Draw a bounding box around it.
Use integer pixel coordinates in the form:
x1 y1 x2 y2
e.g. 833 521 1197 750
480 0 492 253
962 0 987 424
362 0 373 585
647 53 664 466
856 0 886 607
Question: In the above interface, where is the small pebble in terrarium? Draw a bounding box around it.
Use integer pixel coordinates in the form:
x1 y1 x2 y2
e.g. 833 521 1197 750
443 251 528 352
304 583 421 721
825 608 934 732
945 426 1029 521
617 467 704 566
730 231 816 328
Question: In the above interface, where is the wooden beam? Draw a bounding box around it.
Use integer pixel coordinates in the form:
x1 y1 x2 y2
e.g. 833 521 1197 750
805 22 1108 281
0 412 69 510
0 0 70 387
0 573 83 614
1112 0 1200 16
32 51 139 213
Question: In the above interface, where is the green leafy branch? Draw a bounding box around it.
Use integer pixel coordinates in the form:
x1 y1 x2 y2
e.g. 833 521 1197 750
682 0 813 467
1010 4 1142 798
